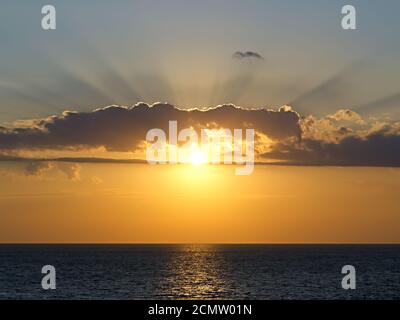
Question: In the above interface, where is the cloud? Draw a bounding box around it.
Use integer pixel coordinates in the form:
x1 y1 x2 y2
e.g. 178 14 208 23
326 109 364 124
2 103 400 167
265 132 400 166
232 51 264 60
57 163 81 181
91 176 103 185
24 161 54 177
263 109 400 166
24 161 81 180
0 103 301 152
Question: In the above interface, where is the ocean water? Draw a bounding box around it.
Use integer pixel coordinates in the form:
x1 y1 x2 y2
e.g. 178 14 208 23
0 244 399 299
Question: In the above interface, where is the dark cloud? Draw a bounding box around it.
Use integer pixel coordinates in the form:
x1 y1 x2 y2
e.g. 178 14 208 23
0 103 301 152
263 110 400 166
264 132 400 166
2 103 400 167
232 51 264 60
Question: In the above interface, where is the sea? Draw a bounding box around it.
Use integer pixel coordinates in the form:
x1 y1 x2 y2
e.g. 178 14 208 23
0 244 399 299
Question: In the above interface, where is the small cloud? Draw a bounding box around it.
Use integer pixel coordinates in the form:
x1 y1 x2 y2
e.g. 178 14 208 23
232 51 264 60
91 176 103 185
23 161 81 181
24 161 54 177
58 163 81 181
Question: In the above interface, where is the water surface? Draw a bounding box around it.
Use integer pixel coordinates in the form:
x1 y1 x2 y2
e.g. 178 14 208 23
0 244 399 299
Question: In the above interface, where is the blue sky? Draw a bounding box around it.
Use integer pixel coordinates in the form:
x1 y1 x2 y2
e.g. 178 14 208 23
1 0 400 123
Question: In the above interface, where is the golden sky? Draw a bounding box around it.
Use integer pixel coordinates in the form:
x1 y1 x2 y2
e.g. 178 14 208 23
1 163 399 243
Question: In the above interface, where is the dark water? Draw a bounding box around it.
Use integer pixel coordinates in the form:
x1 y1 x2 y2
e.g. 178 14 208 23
0 244 400 299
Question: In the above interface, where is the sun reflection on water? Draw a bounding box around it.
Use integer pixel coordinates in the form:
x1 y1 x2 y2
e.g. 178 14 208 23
155 244 235 299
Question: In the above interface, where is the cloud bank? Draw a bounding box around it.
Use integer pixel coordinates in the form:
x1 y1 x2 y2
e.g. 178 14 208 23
0 103 301 152
263 109 400 166
1 103 400 167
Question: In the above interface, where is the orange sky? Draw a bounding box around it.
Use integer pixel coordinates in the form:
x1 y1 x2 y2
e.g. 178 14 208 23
1 163 399 243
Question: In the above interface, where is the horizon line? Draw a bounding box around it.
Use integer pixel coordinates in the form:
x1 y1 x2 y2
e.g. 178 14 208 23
1 242 400 245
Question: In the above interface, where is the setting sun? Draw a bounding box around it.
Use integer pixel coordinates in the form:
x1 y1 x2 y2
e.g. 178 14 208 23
188 148 208 166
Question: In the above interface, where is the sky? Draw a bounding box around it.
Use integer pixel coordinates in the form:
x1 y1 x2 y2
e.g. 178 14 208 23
1 0 400 121
1 1 400 243
1 164 400 243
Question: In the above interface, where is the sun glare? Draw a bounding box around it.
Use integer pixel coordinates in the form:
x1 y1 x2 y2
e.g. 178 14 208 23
188 149 208 166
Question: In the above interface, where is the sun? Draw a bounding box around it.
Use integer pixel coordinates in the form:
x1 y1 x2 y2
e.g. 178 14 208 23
188 149 208 166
